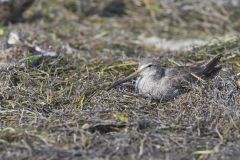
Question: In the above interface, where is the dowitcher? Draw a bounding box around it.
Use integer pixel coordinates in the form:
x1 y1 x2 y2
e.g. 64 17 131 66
107 55 222 101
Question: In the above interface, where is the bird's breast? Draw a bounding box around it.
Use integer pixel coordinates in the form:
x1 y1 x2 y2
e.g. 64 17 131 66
136 75 181 100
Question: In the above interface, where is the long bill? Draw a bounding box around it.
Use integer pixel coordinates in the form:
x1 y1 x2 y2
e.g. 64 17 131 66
106 69 142 91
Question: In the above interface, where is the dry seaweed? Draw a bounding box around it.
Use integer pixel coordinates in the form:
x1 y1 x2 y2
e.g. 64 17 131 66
0 0 240 160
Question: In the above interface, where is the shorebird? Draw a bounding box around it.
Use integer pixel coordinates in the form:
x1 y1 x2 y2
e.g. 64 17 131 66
0 0 35 22
107 55 222 101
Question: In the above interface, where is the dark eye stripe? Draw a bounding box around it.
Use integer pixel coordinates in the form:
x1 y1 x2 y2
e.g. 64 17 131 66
147 63 153 67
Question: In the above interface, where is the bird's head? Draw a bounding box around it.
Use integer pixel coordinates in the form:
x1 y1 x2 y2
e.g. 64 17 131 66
138 59 161 76
106 59 161 90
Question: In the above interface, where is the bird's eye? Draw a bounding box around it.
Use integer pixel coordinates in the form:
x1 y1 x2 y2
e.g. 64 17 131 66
148 64 152 67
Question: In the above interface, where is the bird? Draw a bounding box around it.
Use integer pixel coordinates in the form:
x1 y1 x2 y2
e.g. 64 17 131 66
107 55 222 101
0 0 35 23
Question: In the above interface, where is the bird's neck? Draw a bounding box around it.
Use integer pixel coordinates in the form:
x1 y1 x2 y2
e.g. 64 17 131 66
151 68 165 79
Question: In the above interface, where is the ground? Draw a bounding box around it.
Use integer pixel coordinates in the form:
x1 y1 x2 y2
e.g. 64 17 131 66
0 0 240 160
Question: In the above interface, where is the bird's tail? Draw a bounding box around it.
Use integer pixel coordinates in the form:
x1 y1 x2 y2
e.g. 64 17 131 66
197 54 222 79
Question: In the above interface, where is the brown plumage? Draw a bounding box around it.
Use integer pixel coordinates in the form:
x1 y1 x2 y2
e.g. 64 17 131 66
107 55 222 101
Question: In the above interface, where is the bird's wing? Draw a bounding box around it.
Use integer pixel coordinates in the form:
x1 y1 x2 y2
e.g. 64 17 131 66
167 54 222 80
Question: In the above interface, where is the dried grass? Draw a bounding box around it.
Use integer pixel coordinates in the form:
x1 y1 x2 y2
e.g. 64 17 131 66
0 0 240 159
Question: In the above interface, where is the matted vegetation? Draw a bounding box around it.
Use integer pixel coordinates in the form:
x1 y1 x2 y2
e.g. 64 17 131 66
0 0 240 159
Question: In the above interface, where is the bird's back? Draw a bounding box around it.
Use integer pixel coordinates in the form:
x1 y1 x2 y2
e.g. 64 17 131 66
172 54 222 81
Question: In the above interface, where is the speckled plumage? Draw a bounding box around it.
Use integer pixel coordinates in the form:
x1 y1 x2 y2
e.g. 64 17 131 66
0 0 35 22
136 56 222 100
107 55 222 101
